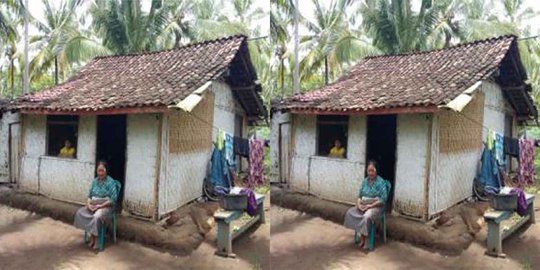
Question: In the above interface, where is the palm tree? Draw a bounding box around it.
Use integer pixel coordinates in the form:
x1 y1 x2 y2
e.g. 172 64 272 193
270 0 294 98
360 0 440 54
301 0 379 85
91 0 169 54
0 0 17 43
0 0 19 97
30 0 109 85
159 0 195 48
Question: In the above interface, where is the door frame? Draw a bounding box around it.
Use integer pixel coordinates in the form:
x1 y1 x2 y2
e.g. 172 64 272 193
365 114 398 212
95 115 128 212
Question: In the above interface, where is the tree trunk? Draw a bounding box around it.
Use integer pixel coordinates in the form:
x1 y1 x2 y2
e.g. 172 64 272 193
324 56 329 85
54 56 59 85
280 57 285 99
10 58 14 97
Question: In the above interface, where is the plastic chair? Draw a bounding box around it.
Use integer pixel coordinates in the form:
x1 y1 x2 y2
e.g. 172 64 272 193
84 180 121 251
354 180 391 251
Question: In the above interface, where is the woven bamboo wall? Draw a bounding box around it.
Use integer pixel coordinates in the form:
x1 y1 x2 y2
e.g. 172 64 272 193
439 92 485 154
169 93 215 154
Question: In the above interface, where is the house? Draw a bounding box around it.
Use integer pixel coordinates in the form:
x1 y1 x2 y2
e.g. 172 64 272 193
10 35 266 221
270 35 537 220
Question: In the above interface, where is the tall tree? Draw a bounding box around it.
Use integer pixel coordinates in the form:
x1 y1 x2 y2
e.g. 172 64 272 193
0 0 19 96
360 0 439 54
30 0 109 84
91 0 169 54
301 0 379 84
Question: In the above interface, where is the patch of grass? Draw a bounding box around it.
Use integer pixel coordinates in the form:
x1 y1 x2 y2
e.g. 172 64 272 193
249 254 263 270
255 184 270 195
521 257 533 270
525 185 539 194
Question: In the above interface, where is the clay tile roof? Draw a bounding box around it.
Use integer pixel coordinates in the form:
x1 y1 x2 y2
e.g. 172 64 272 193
276 35 535 118
14 35 266 118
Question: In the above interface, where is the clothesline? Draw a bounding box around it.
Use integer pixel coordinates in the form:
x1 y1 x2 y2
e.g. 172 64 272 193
179 108 261 140
454 109 533 141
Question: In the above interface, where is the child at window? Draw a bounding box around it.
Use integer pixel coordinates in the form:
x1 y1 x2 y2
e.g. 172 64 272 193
329 139 346 158
59 139 76 158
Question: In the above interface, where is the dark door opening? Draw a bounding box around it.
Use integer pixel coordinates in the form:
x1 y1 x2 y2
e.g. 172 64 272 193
366 115 397 212
96 115 127 212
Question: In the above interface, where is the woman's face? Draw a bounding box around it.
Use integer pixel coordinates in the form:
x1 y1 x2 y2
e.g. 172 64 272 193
97 165 107 179
367 164 377 179
334 140 342 148
65 140 71 148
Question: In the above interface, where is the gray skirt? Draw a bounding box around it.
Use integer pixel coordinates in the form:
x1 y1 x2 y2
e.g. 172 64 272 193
73 204 111 236
343 206 381 236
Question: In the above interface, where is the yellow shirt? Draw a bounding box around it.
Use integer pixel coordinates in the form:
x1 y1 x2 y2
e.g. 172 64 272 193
329 146 345 158
59 147 76 158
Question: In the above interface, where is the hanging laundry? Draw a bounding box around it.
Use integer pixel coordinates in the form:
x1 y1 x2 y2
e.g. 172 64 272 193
209 146 231 189
248 139 265 186
216 129 225 151
503 136 519 157
518 138 536 185
234 136 250 158
486 129 495 151
224 132 235 168
479 146 501 189
494 132 505 166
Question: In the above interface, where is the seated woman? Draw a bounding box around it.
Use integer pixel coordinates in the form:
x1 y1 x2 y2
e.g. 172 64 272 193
74 161 118 251
343 160 388 250
329 139 346 158
58 139 76 158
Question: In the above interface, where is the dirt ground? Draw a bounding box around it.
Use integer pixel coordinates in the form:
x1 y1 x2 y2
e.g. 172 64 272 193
270 203 540 270
0 196 270 270
271 186 489 253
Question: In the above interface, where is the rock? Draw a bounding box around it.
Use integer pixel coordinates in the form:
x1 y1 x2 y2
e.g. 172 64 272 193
166 213 180 227
434 211 452 228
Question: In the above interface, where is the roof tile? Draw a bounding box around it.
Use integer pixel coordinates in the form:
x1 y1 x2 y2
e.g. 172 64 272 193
277 35 526 114
15 35 264 116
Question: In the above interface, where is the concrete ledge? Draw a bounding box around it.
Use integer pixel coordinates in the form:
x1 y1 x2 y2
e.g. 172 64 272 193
271 186 476 253
0 187 206 254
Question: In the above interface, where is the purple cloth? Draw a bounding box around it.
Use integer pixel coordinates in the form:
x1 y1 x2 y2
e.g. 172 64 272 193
519 139 536 186
510 188 528 216
240 188 257 216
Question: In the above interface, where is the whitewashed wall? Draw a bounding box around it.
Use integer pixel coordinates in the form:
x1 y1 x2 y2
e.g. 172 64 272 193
394 114 432 218
211 81 244 140
160 81 244 216
0 112 20 183
289 114 366 204
432 80 514 215
124 113 160 217
269 111 290 183
19 115 96 204
481 80 513 138
289 115 315 192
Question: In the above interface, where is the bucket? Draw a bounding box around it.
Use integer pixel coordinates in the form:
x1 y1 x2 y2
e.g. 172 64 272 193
219 194 248 211
489 193 518 211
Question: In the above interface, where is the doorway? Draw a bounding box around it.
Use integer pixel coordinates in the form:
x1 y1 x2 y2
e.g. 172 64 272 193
96 115 127 211
366 114 397 212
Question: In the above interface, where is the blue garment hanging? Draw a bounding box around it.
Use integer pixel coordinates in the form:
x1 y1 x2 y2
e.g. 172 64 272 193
224 132 236 169
479 146 501 189
209 146 232 189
